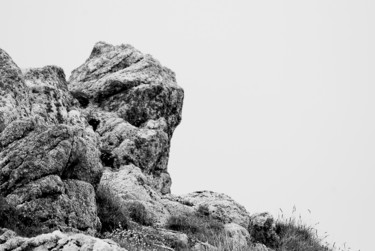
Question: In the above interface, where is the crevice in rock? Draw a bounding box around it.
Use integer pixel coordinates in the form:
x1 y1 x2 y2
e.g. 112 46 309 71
63 135 78 180
108 56 133 74
70 91 90 108
94 80 138 106
100 149 115 168
88 118 100 131
121 155 136 167
61 158 79 180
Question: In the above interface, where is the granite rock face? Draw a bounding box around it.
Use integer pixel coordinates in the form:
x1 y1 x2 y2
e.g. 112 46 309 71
69 42 183 134
0 42 258 250
0 50 102 231
23 66 77 125
0 42 186 232
0 49 30 132
69 42 184 195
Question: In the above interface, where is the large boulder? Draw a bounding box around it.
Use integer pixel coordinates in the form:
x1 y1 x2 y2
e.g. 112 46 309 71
69 42 183 135
95 112 172 194
180 191 251 228
0 123 102 231
99 165 194 226
69 42 184 195
224 223 251 249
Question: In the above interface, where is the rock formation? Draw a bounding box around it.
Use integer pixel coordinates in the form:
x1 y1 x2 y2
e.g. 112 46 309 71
0 42 288 250
0 228 126 251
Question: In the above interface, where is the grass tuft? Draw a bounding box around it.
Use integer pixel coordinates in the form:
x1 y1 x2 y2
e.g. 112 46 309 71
275 210 333 251
165 210 224 246
96 185 129 233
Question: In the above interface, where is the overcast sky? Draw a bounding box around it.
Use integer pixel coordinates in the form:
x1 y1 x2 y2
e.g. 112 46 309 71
1 1 374 250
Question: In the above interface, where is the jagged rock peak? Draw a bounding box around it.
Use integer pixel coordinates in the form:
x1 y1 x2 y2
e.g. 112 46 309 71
68 41 183 133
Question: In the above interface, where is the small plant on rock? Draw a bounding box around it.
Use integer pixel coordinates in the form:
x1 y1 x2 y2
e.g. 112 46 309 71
126 201 153 226
275 217 331 251
166 210 225 246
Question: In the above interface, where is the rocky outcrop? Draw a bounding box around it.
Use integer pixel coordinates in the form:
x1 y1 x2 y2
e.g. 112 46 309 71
23 66 76 125
69 42 184 195
0 228 126 251
0 42 260 250
0 41 186 232
224 223 251 249
0 48 102 231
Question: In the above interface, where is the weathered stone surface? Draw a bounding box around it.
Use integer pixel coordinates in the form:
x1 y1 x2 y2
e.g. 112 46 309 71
0 124 102 193
69 42 184 195
0 48 103 232
23 66 76 125
0 43 262 251
0 228 127 251
69 42 183 134
0 124 102 230
191 241 218 251
180 191 251 228
105 227 189 250
0 49 30 133
94 112 171 194
99 165 193 226
224 223 251 249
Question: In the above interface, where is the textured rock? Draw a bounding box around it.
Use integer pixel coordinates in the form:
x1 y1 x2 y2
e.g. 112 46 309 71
95 112 171 194
69 42 184 195
0 48 102 232
99 165 193 226
180 191 251 228
105 227 190 250
0 43 262 250
0 124 102 230
99 167 251 229
69 42 183 134
224 223 251 249
23 66 76 125
0 49 30 133
251 243 275 251
0 42 185 233
191 241 218 251
0 228 127 251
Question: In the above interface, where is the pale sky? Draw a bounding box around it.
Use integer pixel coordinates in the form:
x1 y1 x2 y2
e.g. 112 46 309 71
1 1 374 250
